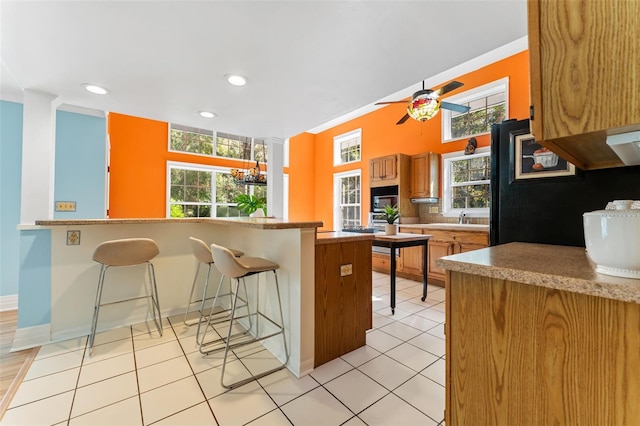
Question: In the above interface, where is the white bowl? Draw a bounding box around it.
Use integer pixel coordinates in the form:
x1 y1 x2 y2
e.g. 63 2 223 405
533 151 559 168
583 209 640 278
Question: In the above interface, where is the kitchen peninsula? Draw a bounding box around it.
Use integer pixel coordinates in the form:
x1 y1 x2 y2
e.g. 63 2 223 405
17 217 322 377
438 243 640 425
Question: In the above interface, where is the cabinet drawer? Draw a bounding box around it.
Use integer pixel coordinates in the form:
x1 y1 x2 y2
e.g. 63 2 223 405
427 229 489 246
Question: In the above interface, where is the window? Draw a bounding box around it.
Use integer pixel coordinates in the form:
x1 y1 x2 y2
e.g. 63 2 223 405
167 162 266 218
334 170 361 229
441 148 491 217
169 125 214 155
169 126 267 163
442 78 508 142
333 129 362 166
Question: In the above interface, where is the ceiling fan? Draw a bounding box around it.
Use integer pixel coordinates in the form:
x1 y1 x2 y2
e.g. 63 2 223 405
376 80 470 125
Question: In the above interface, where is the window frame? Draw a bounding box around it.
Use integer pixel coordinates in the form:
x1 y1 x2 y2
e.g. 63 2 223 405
333 169 362 230
166 161 264 218
441 147 491 218
333 129 362 166
441 77 509 143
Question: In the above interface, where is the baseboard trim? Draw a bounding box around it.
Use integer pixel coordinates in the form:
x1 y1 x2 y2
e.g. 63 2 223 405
11 324 51 351
0 295 18 312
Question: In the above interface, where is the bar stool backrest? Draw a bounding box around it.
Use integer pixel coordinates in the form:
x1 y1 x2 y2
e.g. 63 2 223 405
92 238 159 267
210 243 250 279
189 237 214 264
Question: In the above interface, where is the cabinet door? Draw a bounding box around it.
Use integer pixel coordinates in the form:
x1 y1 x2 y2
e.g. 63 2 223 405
456 242 488 254
370 155 397 182
411 153 439 198
427 240 452 282
528 0 639 170
399 228 423 276
381 155 397 180
370 158 385 181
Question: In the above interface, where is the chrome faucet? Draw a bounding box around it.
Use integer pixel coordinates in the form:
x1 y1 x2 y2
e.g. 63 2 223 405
458 211 466 224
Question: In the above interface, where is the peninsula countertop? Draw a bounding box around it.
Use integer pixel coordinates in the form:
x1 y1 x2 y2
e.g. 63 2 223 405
436 242 640 304
32 217 324 230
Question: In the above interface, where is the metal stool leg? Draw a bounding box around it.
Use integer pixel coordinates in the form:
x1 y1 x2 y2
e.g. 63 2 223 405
183 262 202 326
89 265 108 352
147 262 163 336
220 270 288 389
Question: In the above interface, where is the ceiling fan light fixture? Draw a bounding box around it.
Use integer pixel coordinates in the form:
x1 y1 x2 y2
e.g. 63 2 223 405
198 111 216 118
82 83 110 95
407 95 441 121
225 74 248 86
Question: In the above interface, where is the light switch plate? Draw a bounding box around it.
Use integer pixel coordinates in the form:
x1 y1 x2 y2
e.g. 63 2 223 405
340 264 353 276
66 230 81 245
56 201 76 212
429 206 439 214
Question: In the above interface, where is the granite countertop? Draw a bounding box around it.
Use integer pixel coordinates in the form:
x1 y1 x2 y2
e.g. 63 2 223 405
399 223 489 232
33 217 323 230
437 242 640 304
315 231 375 245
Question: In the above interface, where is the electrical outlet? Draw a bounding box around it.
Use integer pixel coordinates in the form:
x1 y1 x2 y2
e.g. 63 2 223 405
66 230 81 245
56 201 76 212
340 264 353 276
429 206 439 214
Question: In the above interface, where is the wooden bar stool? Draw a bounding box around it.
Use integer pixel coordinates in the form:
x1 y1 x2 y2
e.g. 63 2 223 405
89 238 162 352
204 243 288 389
183 237 246 344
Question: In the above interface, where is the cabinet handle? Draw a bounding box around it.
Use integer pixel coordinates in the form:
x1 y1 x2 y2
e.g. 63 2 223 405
530 105 534 121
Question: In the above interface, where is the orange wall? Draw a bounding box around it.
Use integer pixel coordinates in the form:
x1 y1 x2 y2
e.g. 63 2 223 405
108 113 252 218
108 51 529 224
300 50 530 231
284 132 316 221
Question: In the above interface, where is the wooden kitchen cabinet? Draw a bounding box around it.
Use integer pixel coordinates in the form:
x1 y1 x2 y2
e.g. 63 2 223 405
427 229 489 285
527 0 640 170
398 227 424 277
369 154 397 184
446 270 640 425
410 153 440 199
315 238 372 367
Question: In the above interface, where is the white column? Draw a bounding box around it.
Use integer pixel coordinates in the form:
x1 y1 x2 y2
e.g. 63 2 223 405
20 90 61 224
266 137 285 218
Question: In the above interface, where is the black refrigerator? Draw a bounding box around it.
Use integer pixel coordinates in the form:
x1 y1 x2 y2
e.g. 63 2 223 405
490 118 640 247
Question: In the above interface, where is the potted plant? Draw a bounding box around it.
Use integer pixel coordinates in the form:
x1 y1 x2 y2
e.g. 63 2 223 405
382 204 400 235
234 194 267 217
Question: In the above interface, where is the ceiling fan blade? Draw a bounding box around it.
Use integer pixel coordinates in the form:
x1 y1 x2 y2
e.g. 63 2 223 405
441 101 470 114
433 81 464 97
396 113 411 125
375 100 410 105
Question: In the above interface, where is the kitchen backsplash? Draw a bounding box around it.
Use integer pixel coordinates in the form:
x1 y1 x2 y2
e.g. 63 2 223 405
417 202 489 225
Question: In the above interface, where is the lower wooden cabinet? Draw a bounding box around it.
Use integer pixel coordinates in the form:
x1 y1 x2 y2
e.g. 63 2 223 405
427 229 488 284
315 239 372 367
447 270 640 424
399 227 424 277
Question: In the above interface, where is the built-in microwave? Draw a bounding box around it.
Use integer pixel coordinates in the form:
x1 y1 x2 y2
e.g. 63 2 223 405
372 195 398 212
371 185 399 212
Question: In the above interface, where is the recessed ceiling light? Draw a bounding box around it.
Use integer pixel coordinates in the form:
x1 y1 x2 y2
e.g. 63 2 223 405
225 74 248 86
82 83 110 95
199 111 216 118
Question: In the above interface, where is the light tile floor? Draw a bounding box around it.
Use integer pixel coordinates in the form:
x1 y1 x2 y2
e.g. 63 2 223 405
1 272 446 425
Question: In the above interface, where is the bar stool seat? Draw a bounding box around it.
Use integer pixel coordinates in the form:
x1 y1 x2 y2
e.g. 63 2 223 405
204 243 289 389
89 238 162 353
183 237 246 344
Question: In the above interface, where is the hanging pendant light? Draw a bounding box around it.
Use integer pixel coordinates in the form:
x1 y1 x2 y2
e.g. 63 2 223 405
230 138 267 186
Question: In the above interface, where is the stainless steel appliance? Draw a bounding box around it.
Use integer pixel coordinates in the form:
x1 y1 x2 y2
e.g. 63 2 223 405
371 185 398 212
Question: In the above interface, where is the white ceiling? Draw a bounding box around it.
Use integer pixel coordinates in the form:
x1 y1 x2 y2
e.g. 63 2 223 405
0 1 528 139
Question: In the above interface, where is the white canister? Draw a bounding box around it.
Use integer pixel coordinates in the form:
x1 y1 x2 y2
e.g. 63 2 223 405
583 201 640 279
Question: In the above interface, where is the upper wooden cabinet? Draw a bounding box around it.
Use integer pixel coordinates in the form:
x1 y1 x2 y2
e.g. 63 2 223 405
411 153 440 199
527 0 640 170
370 154 397 184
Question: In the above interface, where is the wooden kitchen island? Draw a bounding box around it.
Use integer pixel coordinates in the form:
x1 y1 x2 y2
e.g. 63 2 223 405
437 243 640 425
